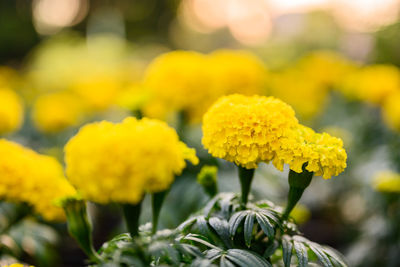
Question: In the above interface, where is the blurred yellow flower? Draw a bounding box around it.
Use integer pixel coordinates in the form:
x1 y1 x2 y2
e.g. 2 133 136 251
276 125 347 179
65 117 198 204
0 139 76 221
2 264 34 267
290 204 311 225
268 69 328 120
338 64 400 104
382 91 400 132
208 49 267 96
0 88 24 135
143 50 214 122
373 171 400 193
32 92 85 133
297 51 357 87
202 94 298 169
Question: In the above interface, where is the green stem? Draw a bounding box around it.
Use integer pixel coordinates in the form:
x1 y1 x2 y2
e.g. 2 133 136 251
282 168 313 220
63 199 101 263
238 166 255 206
122 201 142 238
152 190 168 234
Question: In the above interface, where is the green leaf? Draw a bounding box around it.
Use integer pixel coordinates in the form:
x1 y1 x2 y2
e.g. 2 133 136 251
178 243 203 258
191 258 217 267
263 240 279 258
178 216 198 232
228 211 247 237
244 212 255 247
282 235 293 267
220 194 235 218
209 217 232 249
308 243 333 267
255 213 274 238
293 238 308 267
322 247 348 267
220 255 236 267
205 248 223 262
183 234 221 250
197 216 213 237
226 249 272 267
204 196 220 217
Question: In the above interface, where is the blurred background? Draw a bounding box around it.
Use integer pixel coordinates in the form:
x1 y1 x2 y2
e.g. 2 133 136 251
1 0 400 266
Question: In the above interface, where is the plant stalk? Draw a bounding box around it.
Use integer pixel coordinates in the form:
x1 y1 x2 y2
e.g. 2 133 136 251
152 190 168 234
238 166 255 206
282 168 313 220
122 201 142 238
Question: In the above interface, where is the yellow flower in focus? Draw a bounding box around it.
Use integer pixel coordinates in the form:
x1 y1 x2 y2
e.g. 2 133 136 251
276 125 347 179
143 51 215 122
338 64 400 104
382 91 400 132
0 139 76 221
373 171 400 193
32 92 85 133
268 69 328 120
208 49 266 96
202 94 299 169
65 117 198 204
0 88 24 135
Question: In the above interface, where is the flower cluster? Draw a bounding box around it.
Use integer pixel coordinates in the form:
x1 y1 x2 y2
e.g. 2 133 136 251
373 171 400 193
143 50 267 122
24 35 143 133
0 139 76 221
202 94 347 178
64 117 198 204
0 88 24 135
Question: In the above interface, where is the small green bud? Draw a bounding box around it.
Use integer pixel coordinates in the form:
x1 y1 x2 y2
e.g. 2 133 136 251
197 165 218 197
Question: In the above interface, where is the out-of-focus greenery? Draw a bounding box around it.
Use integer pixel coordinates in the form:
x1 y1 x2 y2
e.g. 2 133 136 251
1 1 400 266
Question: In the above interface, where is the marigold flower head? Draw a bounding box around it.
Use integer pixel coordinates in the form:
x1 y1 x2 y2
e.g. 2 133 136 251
65 117 198 204
143 51 215 122
382 91 400 132
373 171 400 193
0 139 76 221
275 125 347 179
267 69 328 120
0 88 24 135
297 51 357 86
32 92 85 133
202 94 299 169
338 64 400 104
208 49 266 96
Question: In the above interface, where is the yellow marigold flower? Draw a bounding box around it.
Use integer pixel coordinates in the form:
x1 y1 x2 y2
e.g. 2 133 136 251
0 139 76 221
382 91 400 132
0 88 24 135
338 64 400 104
202 94 299 169
65 117 198 204
208 49 266 96
373 171 400 193
70 76 122 111
275 125 347 179
32 92 85 133
297 51 357 86
143 51 216 122
267 69 328 120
